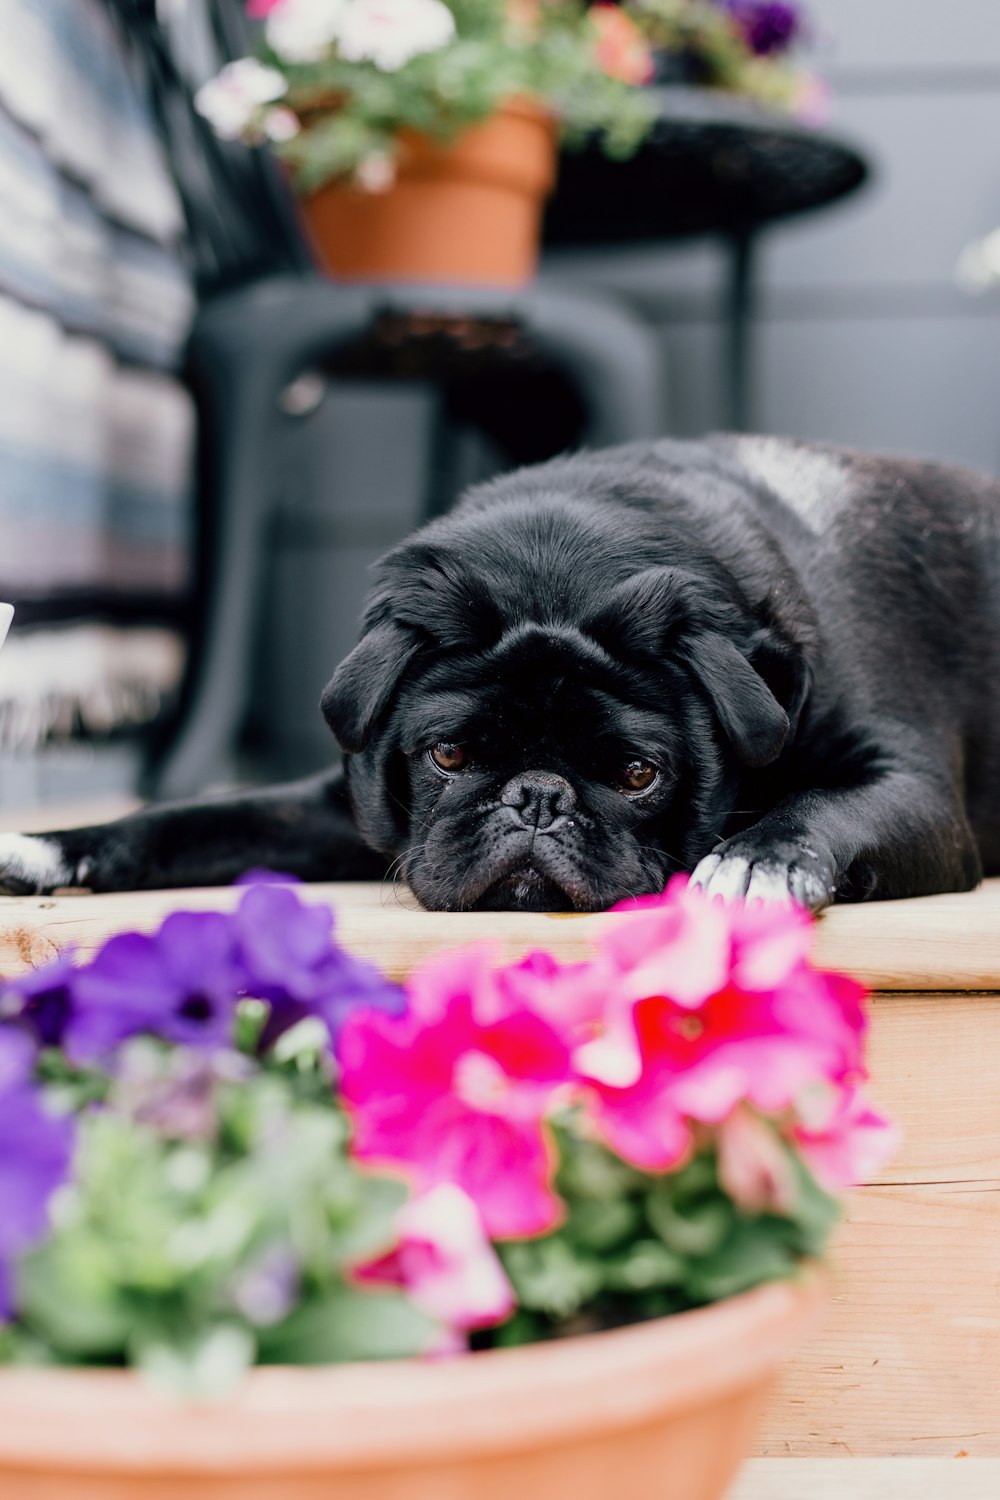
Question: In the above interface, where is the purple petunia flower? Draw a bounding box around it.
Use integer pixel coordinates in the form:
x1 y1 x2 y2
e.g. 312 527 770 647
2 951 77 1049
724 1 802 56
233 881 406 1048
0 1046 75 1319
65 911 247 1062
0 1024 34 1090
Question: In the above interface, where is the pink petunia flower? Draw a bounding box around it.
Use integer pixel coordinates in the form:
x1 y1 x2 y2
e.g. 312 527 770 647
793 1082 901 1191
338 945 571 1239
609 875 818 1004
590 3 655 85
717 1105 797 1215
356 1183 514 1334
576 878 868 1169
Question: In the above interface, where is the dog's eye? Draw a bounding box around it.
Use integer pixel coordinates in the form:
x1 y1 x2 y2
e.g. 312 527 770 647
429 742 468 774
617 759 658 794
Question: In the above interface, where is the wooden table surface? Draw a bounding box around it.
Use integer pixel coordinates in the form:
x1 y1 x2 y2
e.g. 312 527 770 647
4 875 1000 989
731 1459 1000 1499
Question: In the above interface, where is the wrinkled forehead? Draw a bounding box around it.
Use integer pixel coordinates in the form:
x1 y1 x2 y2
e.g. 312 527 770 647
395 624 684 762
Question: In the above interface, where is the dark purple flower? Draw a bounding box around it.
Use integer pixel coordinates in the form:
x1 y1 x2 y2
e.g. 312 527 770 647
0 1079 75 1318
2 951 77 1048
65 911 246 1062
725 1 802 56
233 882 406 1048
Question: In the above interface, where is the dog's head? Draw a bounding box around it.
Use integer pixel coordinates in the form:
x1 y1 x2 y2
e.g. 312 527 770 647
321 486 808 911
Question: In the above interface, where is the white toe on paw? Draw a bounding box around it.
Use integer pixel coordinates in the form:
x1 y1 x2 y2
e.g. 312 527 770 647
701 855 752 902
0 834 72 893
689 853 721 890
744 863 795 906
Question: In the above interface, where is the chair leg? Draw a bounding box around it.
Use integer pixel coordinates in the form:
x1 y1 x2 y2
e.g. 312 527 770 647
144 279 375 800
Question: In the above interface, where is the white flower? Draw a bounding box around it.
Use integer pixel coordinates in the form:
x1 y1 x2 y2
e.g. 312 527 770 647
194 58 286 141
956 228 1000 295
264 106 301 142
336 0 456 72
355 150 396 192
266 0 348 64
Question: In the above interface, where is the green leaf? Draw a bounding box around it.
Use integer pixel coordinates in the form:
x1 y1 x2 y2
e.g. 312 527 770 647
783 1156 841 1255
485 1307 548 1349
16 1238 133 1357
566 1196 642 1253
601 1239 686 1293
684 1221 800 1303
271 1017 331 1065
555 1129 643 1201
258 1284 437 1365
328 1172 408 1267
501 1237 603 1321
646 1185 734 1258
133 1323 256 1400
233 1000 268 1055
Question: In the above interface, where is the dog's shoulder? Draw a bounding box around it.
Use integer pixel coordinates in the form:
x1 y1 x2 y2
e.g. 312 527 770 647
458 437 858 543
709 434 857 534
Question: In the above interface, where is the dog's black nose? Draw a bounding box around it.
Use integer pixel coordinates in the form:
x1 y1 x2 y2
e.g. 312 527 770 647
500 772 576 831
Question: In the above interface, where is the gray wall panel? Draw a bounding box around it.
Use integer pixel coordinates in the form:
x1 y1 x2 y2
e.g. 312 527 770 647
763 91 1000 292
754 314 1000 471
810 0 1000 75
648 311 1000 475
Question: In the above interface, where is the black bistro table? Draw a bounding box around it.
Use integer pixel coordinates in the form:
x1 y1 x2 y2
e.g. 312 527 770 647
543 86 869 429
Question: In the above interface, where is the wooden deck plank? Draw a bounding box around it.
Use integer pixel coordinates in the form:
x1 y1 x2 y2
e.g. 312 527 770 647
755 990 1000 1457
730 1459 1000 1499
861 994 1000 1188
758 1180 1000 1456
3 877 1000 990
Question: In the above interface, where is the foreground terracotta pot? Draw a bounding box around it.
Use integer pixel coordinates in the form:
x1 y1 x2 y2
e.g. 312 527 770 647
0 1275 821 1500
300 99 558 287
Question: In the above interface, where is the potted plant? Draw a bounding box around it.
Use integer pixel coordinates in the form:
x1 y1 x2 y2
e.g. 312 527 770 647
194 0 656 285
0 874 894 1498
625 0 825 116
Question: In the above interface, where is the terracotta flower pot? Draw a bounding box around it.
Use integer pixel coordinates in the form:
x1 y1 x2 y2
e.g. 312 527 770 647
0 1274 821 1500
299 99 558 287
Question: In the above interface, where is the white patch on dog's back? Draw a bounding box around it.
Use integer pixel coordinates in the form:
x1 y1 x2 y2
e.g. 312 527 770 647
732 437 852 533
0 833 71 892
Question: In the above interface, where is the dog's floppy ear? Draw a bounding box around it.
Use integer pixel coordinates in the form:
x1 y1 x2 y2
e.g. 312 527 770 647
680 632 790 769
320 619 421 754
588 566 805 769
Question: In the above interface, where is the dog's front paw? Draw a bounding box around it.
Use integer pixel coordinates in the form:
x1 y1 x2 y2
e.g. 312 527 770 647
0 833 77 895
690 836 837 913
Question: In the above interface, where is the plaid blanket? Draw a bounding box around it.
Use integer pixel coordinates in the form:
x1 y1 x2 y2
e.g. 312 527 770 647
0 0 194 749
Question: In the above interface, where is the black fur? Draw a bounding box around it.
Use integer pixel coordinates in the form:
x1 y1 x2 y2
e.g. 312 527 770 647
7 435 1000 912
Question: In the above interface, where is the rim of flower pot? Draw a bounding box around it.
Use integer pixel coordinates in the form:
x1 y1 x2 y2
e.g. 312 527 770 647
0 1271 823 1477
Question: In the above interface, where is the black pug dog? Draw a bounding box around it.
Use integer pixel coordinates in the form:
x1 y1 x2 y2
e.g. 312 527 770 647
2 435 998 913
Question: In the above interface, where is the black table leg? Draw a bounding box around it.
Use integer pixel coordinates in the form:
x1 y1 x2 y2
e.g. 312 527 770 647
726 230 757 432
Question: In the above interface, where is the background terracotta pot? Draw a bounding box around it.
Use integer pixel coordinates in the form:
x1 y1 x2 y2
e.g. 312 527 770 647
0 1274 821 1500
299 99 558 287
